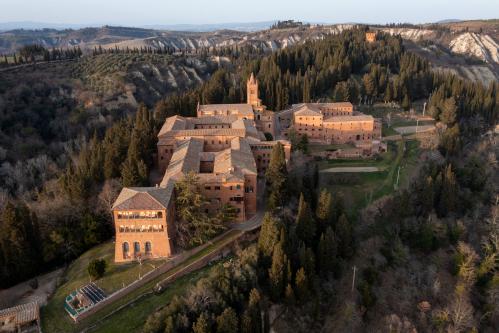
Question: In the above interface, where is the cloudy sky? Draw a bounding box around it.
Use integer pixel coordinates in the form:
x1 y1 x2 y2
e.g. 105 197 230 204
1 0 497 26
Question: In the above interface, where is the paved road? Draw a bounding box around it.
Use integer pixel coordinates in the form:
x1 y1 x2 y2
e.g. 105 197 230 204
394 125 435 135
231 210 265 231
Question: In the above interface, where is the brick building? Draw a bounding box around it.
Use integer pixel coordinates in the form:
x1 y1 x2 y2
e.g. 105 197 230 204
366 31 377 43
112 75 290 263
277 102 382 154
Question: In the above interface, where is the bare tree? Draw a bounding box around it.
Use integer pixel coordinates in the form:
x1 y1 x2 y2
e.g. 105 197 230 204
98 179 122 217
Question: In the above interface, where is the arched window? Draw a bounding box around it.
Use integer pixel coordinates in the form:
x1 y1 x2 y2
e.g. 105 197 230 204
134 242 140 254
145 242 152 255
123 242 129 259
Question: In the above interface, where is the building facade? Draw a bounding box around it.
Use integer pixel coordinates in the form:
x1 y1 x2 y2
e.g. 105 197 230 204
277 102 382 155
112 75 290 263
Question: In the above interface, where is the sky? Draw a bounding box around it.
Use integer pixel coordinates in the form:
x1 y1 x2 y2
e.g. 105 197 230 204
0 0 498 26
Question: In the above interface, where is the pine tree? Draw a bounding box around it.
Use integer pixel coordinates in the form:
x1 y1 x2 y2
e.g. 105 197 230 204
121 156 148 187
0 203 41 287
295 194 316 246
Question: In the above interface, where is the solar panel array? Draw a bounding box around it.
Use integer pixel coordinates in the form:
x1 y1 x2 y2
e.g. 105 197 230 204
81 283 107 305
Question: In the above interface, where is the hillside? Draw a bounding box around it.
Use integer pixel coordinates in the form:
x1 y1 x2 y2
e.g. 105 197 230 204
1 21 498 85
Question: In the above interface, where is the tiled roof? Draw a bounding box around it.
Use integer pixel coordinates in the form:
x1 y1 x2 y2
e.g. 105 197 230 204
112 185 175 210
160 138 204 186
170 128 247 137
190 115 239 125
158 115 187 137
0 302 39 325
198 103 254 117
294 105 323 117
323 115 374 122
213 138 257 175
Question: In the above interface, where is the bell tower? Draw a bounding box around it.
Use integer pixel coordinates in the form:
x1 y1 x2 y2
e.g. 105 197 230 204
247 73 261 108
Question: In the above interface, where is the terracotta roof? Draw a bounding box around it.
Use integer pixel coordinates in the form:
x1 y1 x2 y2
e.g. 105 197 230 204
294 104 323 117
160 138 204 186
231 119 260 138
198 104 254 117
213 138 257 175
323 115 374 122
112 185 174 210
171 128 247 137
190 115 239 125
158 115 187 137
0 302 39 325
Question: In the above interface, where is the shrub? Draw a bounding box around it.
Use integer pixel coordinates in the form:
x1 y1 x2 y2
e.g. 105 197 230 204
88 259 107 280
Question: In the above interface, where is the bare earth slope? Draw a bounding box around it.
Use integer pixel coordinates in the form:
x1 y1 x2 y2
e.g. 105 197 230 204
1 20 497 84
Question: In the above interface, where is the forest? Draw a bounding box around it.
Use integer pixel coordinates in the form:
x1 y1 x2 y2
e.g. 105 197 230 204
0 28 497 331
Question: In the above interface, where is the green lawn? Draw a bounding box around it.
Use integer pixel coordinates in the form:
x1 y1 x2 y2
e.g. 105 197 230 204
319 140 420 214
42 230 242 333
90 263 222 333
318 142 398 171
382 124 399 137
41 242 166 333
309 143 355 154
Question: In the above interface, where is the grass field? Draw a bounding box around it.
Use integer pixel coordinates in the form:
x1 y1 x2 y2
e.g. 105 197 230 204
90 263 220 333
41 230 242 333
41 241 166 332
319 140 420 213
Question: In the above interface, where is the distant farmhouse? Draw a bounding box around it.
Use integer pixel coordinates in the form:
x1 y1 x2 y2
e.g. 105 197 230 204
111 74 383 262
366 31 377 43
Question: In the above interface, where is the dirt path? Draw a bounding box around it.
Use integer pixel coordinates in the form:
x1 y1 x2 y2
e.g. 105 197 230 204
0 268 64 309
320 166 380 173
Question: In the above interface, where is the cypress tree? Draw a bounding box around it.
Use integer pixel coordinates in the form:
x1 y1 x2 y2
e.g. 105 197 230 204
336 214 354 258
295 193 316 246
317 227 337 276
258 213 281 260
295 267 309 301
216 308 238 333
316 189 333 232
268 243 287 300
265 142 288 209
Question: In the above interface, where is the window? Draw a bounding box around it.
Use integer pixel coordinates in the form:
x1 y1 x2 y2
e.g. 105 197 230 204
123 242 129 259
145 242 152 255
236 184 241 190
215 186 221 190
205 186 211 190
134 242 140 254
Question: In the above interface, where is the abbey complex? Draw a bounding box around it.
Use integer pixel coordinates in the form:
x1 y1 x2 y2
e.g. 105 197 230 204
111 75 382 262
